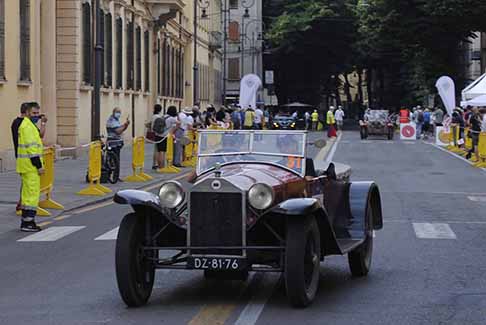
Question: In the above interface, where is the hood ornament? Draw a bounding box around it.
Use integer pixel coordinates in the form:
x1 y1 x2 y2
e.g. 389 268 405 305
214 163 222 178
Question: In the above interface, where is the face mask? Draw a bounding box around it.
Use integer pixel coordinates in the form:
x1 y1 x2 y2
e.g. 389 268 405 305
30 116 41 124
114 112 121 119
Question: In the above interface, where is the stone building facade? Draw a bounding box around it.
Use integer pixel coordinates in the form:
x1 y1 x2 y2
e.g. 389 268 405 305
0 0 223 171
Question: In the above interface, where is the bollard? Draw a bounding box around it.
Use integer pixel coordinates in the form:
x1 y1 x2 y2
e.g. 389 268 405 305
158 135 181 174
77 141 112 196
124 137 153 182
474 132 486 168
36 147 65 216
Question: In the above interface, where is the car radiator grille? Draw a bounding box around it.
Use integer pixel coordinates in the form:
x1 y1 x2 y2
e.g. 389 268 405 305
190 192 243 256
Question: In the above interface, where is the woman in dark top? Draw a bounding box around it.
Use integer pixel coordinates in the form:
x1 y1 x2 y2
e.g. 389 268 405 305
466 107 482 161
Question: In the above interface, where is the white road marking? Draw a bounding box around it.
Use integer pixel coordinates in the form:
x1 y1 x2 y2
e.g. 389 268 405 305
403 141 416 144
234 273 280 325
325 132 342 164
94 227 119 241
468 196 486 202
412 223 456 239
18 226 86 242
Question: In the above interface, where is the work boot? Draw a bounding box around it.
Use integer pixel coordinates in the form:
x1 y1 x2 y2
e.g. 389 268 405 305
20 221 42 232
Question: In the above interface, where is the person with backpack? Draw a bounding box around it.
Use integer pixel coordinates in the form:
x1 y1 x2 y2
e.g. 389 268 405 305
415 106 424 139
151 104 167 170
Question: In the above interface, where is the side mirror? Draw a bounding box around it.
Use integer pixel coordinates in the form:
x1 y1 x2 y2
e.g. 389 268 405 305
313 139 327 149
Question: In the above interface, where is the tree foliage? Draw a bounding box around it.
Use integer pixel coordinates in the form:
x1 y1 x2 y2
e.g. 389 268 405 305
265 0 486 108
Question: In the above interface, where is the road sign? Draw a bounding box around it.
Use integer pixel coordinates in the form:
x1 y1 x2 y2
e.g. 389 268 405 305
400 123 416 140
435 126 449 146
265 70 274 85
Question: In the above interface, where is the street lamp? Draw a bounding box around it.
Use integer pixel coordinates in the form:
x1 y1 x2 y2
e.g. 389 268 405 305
240 0 256 79
193 0 210 105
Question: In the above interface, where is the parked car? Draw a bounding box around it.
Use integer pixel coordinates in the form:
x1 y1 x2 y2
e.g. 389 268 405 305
113 130 383 308
272 114 296 129
360 110 395 140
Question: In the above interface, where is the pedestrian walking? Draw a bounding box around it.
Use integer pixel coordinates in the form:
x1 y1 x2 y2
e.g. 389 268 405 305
244 108 255 129
254 106 264 130
174 107 194 167
466 107 482 161
311 110 319 131
423 108 431 139
327 107 337 138
151 104 168 170
231 107 242 130
12 102 44 232
304 111 311 130
264 108 271 129
106 107 130 180
414 106 424 139
335 106 345 132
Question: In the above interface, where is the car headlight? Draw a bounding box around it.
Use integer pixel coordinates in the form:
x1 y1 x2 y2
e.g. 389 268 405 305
248 183 274 210
158 181 185 209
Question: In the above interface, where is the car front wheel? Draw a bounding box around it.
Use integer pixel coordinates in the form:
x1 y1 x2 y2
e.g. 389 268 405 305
285 216 321 308
116 213 155 307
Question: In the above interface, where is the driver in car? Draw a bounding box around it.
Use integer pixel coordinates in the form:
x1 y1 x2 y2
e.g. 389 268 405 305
276 135 303 172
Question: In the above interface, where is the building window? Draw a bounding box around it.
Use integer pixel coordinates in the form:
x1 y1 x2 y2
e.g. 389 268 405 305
144 30 150 92
228 21 240 42
0 0 5 80
229 0 238 9
228 58 240 80
136 26 141 91
157 38 165 96
126 21 134 89
19 0 31 82
116 17 122 89
104 12 113 87
81 2 91 84
99 9 105 87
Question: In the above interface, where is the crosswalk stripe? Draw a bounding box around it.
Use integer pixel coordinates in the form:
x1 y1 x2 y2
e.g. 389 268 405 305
18 226 85 242
94 227 119 241
412 223 456 239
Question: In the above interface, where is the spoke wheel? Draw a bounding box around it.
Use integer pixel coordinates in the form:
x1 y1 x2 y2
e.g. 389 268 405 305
106 152 119 184
285 216 321 308
116 213 155 307
348 204 374 277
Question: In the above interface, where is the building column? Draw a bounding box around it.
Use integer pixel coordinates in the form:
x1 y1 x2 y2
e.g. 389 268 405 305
41 0 57 145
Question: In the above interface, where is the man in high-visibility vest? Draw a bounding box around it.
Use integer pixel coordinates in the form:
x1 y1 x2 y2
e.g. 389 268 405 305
327 106 337 138
15 103 44 232
311 110 319 131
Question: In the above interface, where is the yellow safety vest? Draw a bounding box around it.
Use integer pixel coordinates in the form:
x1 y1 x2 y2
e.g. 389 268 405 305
326 111 335 125
311 112 319 122
16 118 43 174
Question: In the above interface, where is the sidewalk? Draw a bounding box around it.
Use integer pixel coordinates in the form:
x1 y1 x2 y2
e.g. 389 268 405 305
0 144 190 234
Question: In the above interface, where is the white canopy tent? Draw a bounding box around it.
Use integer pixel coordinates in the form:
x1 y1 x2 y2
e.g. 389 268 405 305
462 73 486 101
461 94 486 107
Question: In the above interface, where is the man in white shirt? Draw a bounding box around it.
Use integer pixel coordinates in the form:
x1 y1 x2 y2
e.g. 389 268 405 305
334 106 345 131
254 107 264 130
174 107 194 167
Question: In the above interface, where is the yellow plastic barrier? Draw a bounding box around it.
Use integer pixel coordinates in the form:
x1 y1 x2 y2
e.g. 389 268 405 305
77 141 112 196
465 127 472 151
474 132 486 168
158 135 181 174
37 147 65 216
124 137 153 182
181 131 197 168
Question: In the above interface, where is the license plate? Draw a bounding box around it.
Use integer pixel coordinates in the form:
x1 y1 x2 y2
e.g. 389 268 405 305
188 257 245 270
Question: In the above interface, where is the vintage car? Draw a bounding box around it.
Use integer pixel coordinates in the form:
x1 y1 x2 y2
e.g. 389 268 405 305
272 114 297 130
113 130 383 308
360 109 395 140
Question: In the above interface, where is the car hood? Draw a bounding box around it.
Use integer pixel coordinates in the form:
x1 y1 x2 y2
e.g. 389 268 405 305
195 163 305 193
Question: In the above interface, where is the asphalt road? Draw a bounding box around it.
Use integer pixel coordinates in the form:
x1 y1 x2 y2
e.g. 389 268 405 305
1 131 486 325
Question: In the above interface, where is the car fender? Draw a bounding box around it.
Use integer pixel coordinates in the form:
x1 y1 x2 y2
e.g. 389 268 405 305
270 198 342 255
114 190 164 214
349 182 383 231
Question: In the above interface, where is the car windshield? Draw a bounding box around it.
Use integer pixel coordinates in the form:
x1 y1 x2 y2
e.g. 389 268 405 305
197 130 307 176
369 110 389 121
